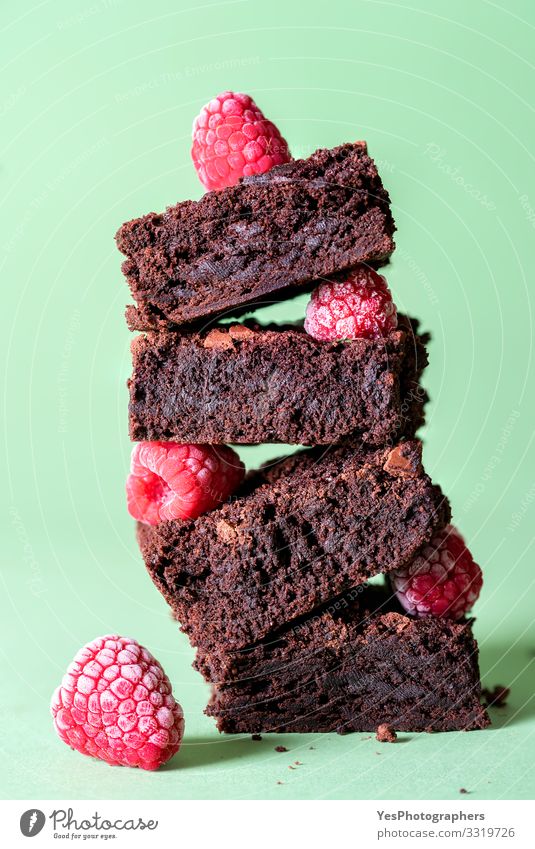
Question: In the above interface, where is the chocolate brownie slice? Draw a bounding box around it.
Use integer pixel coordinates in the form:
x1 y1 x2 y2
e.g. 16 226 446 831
116 143 395 329
128 315 428 446
136 441 450 651
199 585 489 734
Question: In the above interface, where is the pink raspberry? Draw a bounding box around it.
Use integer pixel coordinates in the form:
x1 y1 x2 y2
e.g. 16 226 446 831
50 635 184 770
390 525 483 619
191 90 291 191
304 266 398 341
126 441 245 525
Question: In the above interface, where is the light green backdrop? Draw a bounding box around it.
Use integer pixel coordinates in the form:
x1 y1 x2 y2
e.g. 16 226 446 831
2 0 534 801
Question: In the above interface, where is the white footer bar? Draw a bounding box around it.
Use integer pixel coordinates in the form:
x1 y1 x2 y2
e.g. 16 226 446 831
2 799 532 848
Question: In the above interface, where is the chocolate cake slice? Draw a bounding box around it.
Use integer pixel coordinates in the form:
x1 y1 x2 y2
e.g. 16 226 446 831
137 441 450 651
200 585 489 734
116 143 396 329
128 315 428 446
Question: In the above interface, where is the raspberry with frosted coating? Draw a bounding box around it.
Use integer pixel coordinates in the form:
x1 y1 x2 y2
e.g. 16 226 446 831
50 635 184 770
126 441 245 525
304 266 397 341
390 525 483 619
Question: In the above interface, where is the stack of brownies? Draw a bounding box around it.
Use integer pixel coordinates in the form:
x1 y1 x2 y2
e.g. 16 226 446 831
117 142 489 734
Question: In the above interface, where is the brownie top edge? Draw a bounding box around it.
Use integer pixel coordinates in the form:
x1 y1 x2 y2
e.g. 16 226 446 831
136 438 434 539
115 141 377 249
130 312 421 348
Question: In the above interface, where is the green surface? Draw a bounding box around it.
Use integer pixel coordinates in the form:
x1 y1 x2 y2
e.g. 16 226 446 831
2 0 535 801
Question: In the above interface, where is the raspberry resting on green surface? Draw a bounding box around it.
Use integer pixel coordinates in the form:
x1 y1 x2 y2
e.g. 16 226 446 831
51 635 184 770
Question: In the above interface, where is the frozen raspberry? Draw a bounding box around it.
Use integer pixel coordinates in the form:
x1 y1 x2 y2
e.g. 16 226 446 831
390 525 483 619
191 90 291 191
126 441 244 525
304 266 398 342
51 635 184 770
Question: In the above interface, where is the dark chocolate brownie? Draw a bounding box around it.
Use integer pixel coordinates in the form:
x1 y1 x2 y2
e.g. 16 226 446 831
199 586 489 734
136 441 450 651
128 315 428 446
116 143 396 329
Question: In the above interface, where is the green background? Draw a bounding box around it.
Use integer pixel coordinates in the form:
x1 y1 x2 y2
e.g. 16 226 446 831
2 0 534 801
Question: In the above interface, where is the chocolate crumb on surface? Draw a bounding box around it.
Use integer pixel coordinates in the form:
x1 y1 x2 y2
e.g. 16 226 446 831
459 788 470 794
275 745 288 752
251 733 262 741
482 685 510 708
376 723 398 743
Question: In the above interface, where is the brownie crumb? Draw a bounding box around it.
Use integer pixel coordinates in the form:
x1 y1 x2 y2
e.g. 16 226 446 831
228 324 255 341
203 328 234 350
276 780 283 785
459 788 471 794
294 760 302 765
251 734 262 741
376 723 398 743
482 685 510 708
384 443 422 479
274 745 288 753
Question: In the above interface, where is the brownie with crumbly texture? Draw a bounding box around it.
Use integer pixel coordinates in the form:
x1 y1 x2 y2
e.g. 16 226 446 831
198 586 489 734
128 315 428 446
116 143 396 330
136 441 450 651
